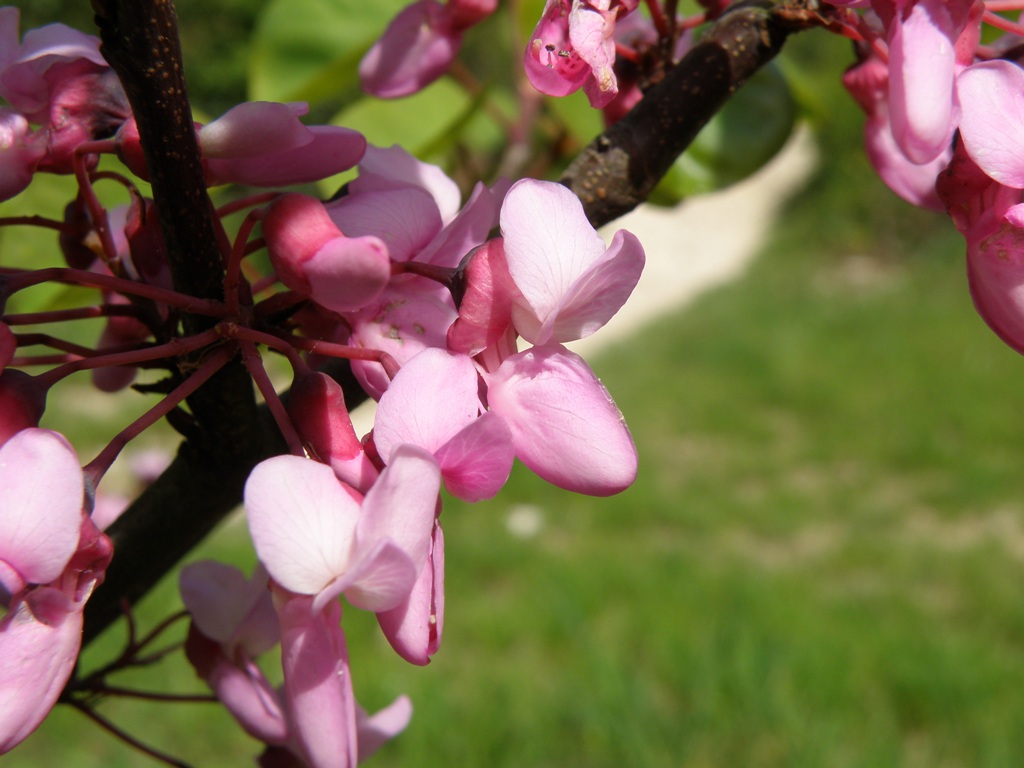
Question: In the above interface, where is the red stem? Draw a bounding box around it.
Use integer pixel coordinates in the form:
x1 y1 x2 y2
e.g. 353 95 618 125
34 327 223 389
82 343 236 487
3 267 228 318
5 304 143 325
66 700 194 768
240 340 306 457
0 215 74 233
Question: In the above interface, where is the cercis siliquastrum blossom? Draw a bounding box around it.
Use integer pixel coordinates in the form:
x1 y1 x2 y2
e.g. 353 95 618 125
0 9 645 758
822 1 1024 362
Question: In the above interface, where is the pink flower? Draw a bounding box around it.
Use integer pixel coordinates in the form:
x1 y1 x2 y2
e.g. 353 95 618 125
842 54 947 210
0 429 112 754
262 193 391 315
181 561 287 746
957 59 1024 190
498 178 645 345
360 0 498 98
244 446 440 615
524 0 639 109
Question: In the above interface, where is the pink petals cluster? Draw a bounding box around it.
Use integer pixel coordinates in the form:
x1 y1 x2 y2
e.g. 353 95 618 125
830 1 1024 358
0 12 643 757
168 154 641 765
524 0 641 109
360 0 498 98
0 8 648 765
0 429 112 753
0 5 128 200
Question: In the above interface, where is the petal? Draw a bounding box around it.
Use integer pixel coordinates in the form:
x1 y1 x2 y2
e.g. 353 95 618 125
351 144 462 225
485 343 638 495
327 187 441 262
205 125 366 187
500 179 608 342
376 522 444 665
245 456 361 597
0 587 82 753
539 227 645 343
357 444 441 575
199 102 312 158
958 60 1024 189
179 561 278 656
357 695 413 762
435 412 514 501
304 235 391 314
888 0 958 164
0 429 82 592
374 348 482 458
336 538 418 613
276 593 358 768
446 238 519 356
359 0 461 99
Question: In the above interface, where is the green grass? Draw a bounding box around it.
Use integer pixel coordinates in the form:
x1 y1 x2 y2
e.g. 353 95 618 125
10 24 1024 768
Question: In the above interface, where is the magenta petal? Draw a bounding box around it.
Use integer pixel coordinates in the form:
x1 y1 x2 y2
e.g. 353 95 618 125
304 235 391 314
376 522 444 665
524 0 590 97
374 348 481 459
277 594 358 768
185 630 288 746
351 144 462 224
486 343 638 495
0 428 82 591
245 456 361 597
435 412 514 501
199 102 312 158
0 587 81 753
360 0 461 99
336 538 418 613
205 125 366 187
542 227 645 342
500 179 609 343
357 695 413 762
357 444 441 576
958 60 1024 189
179 561 278 657
327 187 441 262
888 0 958 165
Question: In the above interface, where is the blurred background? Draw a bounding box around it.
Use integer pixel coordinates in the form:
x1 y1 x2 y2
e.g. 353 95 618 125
6 1 1024 766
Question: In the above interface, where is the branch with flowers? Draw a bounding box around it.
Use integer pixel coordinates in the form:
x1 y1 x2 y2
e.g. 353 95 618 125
3 0 1024 764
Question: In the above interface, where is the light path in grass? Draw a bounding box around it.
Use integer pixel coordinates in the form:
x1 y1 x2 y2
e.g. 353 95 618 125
351 127 818 436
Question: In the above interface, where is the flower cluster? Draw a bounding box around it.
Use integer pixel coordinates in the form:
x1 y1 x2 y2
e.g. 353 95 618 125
827 1 1024 359
0 5 645 764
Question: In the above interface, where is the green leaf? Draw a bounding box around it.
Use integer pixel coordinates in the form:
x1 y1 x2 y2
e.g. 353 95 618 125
249 0 406 104
650 61 797 206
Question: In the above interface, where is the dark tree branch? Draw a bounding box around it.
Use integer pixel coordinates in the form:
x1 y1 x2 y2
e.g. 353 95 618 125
82 0 266 645
562 1 818 228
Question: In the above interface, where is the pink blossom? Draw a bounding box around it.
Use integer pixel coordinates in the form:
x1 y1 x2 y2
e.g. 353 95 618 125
0 107 45 201
200 102 367 187
0 430 112 754
181 561 287 745
957 60 1024 190
287 372 379 493
524 0 640 109
499 178 645 345
842 55 947 210
360 0 498 99
262 193 391 315
244 446 440 614
0 428 83 601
